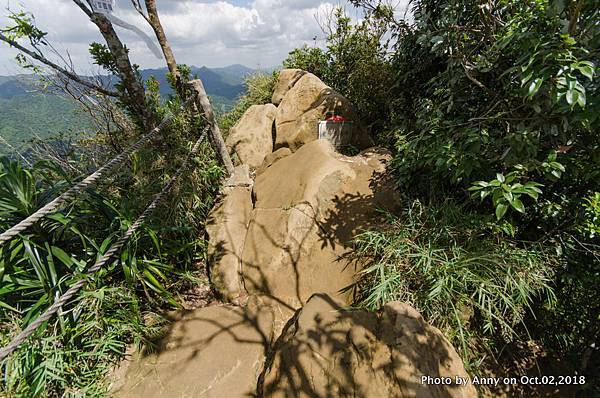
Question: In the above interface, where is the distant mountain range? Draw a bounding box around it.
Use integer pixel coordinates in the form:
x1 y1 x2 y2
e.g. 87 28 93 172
0 64 270 154
0 63 261 102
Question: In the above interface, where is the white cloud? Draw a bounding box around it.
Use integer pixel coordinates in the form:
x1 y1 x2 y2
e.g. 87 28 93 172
0 0 409 75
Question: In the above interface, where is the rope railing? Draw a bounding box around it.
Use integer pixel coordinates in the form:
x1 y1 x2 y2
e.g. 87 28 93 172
0 97 194 246
0 127 209 362
0 77 234 362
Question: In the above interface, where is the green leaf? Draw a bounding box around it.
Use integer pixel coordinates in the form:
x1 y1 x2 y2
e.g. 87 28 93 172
521 70 533 86
505 172 517 183
550 162 565 172
526 190 539 201
496 173 505 183
0 300 20 313
496 202 508 220
577 62 595 80
577 89 586 108
510 198 525 213
51 247 74 268
566 88 575 105
147 228 162 258
528 78 543 97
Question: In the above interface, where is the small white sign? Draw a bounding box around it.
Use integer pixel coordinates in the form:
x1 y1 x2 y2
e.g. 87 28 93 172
318 121 353 150
91 0 115 14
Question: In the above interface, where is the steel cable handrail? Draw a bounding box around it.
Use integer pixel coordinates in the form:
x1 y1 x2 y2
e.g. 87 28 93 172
0 127 208 362
0 97 193 246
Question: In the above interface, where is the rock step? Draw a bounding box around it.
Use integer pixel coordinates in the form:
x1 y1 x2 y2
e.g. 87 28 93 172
111 294 477 398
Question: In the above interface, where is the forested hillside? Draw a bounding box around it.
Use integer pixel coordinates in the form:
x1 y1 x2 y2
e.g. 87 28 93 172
0 94 92 152
0 65 256 154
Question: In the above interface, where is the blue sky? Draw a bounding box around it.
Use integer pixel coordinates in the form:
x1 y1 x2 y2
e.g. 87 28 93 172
0 0 409 75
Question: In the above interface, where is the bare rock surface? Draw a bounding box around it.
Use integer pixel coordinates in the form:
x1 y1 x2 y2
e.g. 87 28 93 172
226 104 277 169
256 147 292 176
274 73 373 151
271 68 306 105
241 139 399 309
111 304 275 398
259 293 478 398
205 165 253 302
111 69 476 398
111 295 476 398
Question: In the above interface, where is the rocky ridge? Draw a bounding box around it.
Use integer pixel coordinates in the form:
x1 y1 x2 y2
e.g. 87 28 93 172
111 70 477 398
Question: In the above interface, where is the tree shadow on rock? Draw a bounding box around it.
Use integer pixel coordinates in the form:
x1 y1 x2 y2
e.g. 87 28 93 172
256 293 471 398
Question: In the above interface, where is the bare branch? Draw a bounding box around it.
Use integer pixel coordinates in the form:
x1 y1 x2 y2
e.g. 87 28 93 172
0 32 119 97
130 0 151 24
138 0 183 96
72 0 155 128
72 0 94 18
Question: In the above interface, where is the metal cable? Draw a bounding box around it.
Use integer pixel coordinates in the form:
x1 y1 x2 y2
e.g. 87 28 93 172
0 127 208 362
0 98 194 246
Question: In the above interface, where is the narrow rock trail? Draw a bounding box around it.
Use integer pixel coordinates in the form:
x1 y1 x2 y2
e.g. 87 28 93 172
111 70 477 398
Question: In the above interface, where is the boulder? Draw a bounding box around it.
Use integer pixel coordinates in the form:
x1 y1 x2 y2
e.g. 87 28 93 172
274 73 373 152
226 104 277 169
259 294 478 398
256 147 292 176
271 69 306 106
111 304 275 398
205 165 253 302
241 140 399 309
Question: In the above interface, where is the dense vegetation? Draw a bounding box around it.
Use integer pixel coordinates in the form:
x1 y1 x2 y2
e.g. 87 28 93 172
0 94 93 154
0 66 225 395
284 0 598 394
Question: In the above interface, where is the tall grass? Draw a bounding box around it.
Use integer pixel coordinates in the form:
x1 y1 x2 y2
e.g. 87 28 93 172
353 200 557 366
0 95 222 396
1 287 157 396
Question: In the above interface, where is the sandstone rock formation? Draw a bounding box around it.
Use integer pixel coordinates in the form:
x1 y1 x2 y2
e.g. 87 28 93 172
255 147 292 176
211 139 399 309
274 73 373 151
205 165 253 302
259 294 477 398
111 304 275 398
271 68 306 106
226 104 277 169
112 295 477 398
111 68 477 398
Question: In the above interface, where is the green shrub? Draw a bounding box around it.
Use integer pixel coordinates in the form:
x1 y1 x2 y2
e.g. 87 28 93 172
219 71 279 134
283 7 395 134
353 200 556 367
290 1 599 384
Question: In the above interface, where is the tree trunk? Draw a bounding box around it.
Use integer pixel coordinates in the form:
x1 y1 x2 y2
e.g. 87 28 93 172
142 0 183 96
188 79 234 176
92 13 154 128
72 0 154 129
